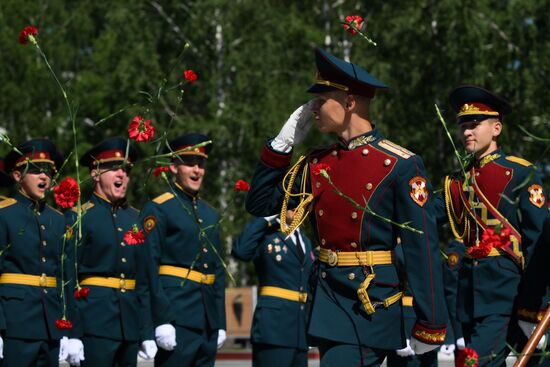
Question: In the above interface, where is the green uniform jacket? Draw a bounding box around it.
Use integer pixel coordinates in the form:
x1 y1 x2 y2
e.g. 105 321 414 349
140 183 226 331
434 150 547 322
245 129 448 349
232 217 314 350
65 193 153 342
0 192 79 340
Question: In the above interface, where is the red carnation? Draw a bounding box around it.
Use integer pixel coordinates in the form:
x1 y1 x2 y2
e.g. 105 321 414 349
456 347 479 367
312 163 331 177
19 25 38 45
343 15 364 35
153 166 169 177
183 70 198 84
234 179 250 192
74 287 89 299
481 227 511 249
55 319 73 330
467 244 492 259
124 224 145 245
54 177 80 209
128 115 155 142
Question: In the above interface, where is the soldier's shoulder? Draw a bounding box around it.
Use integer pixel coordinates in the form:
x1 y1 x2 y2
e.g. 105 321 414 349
0 197 17 210
200 198 219 215
46 205 64 216
152 192 175 205
128 205 139 214
376 139 416 160
71 201 95 213
504 155 533 168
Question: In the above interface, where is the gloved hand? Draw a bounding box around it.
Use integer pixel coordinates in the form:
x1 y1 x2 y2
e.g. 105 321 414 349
263 214 279 223
155 324 177 351
138 340 158 360
217 329 227 349
58 336 69 361
271 101 314 153
456 337 466 350
440 344 456 355
395 339 415 357
66 338 85 366
0 335 3 359
518 320 547 350
410 337 439 354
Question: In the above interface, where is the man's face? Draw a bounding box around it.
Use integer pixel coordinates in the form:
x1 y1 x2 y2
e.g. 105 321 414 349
92 162 130 202
12 163 53 200
170 155 206 194
459 118 501 156
311 91 348 134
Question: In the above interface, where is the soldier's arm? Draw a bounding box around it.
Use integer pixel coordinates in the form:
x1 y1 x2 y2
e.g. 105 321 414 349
232 216 273 262
135 217 154 342
395 156 447 344
63 210 83 338
212 216 226 331
0 211 9 333
442 240 464 341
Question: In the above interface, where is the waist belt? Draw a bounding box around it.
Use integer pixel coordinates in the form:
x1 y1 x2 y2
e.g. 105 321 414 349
319 248 394 267
464 247 521 259
159 265 215 285
80 276 136 291
260 286 308 303
0 273 56 287
402 296 413 307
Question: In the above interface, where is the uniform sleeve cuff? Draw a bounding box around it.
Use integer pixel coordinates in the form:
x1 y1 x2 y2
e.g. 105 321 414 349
518 307 546 323
412 323 447 344
260 141 292 168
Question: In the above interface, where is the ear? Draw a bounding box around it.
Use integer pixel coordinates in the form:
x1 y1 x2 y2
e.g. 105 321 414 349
169 162 178 175
90 168 100 182
492 120 503 137
345 94 356 110
11 170 21 183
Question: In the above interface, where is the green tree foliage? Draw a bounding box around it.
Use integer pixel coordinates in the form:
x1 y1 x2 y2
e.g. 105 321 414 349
0 0 548 285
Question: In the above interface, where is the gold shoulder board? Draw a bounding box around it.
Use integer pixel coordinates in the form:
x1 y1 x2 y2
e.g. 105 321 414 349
0 198 17 209
71 202 95 213
378 140 415 159
153 192 174 204
506 156 532 167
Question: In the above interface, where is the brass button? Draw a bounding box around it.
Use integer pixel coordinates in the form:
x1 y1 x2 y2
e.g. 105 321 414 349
202 247 208 253
473 260 479 266
331 150 338 156
350 242 357 248
348 273 356 281
120 242 125 246
40 225 46 230
119 278 126 289
42 240 47 246
117 227 123 232
396 237 402 245
384 159 391 166
318 209 324 216
203 263 209 269
321 271 326 279
312 158 318 164
366 183 373 190
321 238 326 245
300 305 305 310
315 182 321 188
362 149 369 156
327 251 338 266
505 171 511 176
41 257 46 263
351 212 358 220
39 273 47 287
299 286 304 291
43 289 48 294
475 172 480 176
121 257 127 263
112 213 117 218
120 273 125 279
198 218 203 223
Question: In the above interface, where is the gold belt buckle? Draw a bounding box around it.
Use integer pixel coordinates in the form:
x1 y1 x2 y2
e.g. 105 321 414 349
299 293 307 303
119 278 126 292
327 250 338 266
39 273 47 287
201 274 208 283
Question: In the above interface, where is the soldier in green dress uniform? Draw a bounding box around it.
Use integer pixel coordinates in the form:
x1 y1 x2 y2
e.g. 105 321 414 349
66 137 157 366
434 85 548 366
140 133 226 367
245 48 448 366
0 138 83 366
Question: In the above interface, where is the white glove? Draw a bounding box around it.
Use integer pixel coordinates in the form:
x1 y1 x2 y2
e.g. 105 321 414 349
66 338 85 366
58 336 69 361
518 320 547 350
263 214 279 223
138 340 158 360
410 337 439 354
440 344 456 355
456 337 466 350
395 339 415 357
271 101 314 153
0 335 3 359
217 329 226 349
155 324 177 351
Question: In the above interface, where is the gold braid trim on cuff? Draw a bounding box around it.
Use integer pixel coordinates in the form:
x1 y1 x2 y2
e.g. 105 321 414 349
518 307 544 323
280 155 314 237
412 329 446 344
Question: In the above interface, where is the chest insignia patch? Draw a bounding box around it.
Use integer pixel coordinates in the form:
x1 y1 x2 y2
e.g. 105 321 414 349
447 252 459 269
409 176 428 207
143 215 157 233
528 184 545 208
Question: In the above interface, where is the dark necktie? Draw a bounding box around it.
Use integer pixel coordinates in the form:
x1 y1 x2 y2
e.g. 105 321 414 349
295 233 305 262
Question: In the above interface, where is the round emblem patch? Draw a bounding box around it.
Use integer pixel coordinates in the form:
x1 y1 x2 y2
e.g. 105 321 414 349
528 184 545 208
447 252 459 269
409 176 428 207
143 215 157 233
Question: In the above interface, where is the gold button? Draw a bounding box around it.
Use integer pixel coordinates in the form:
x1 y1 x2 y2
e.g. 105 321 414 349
331 150 338 156
350 242 357 248
42 240 47 246
351 212 358 220
203 263 209 269
120 273 125 279
396 237 402 245
121 257 127 263
300 305 305 310
505 171 511 176
40 225 45 230
362 149 369 156
366 183 373 190
41 257 46 263
321 238 326 245
384 159 391 166
198 218 203 223
318 209 324 216
316 182 321 188
475 172 480 176
43 289 48 294
203 247 208 253
321 271 326 279
348 273 356 281
118 227 123 232
312 158 318 164
120 242 125 246
113 213 117 218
